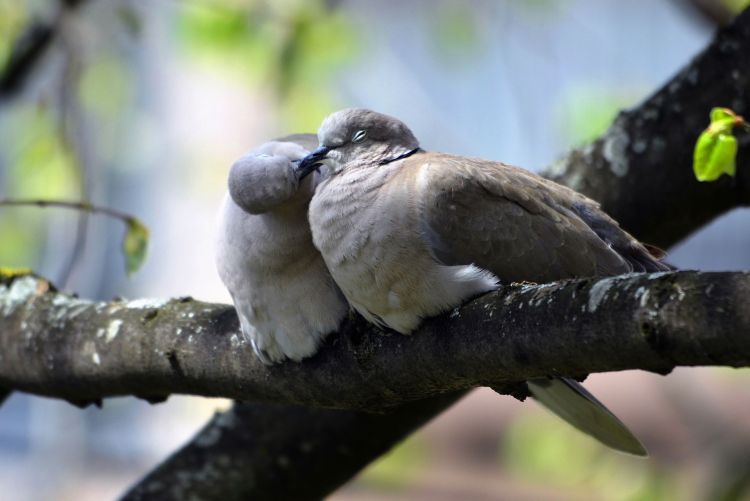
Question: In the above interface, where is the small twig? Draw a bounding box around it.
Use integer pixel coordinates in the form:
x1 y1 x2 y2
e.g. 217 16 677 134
0 0 90 99
0 198 137 226
0 23 54 98
1 198 150 276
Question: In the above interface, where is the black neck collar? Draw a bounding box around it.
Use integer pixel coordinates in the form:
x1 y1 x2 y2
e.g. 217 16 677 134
379 147 422 166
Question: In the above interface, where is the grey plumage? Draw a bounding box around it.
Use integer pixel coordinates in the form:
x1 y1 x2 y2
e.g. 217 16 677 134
216 135 348 364
526 378 646 455
300 108 667 455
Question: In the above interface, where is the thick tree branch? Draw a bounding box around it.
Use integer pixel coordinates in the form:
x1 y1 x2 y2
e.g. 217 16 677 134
121 394 461 501
544 7 750 247
1 270 748 410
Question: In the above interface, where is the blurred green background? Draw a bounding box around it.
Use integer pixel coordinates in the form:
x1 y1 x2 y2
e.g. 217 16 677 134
1 1 750 500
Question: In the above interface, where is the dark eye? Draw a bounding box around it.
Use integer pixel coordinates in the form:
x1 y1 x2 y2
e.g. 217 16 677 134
351 129 367 143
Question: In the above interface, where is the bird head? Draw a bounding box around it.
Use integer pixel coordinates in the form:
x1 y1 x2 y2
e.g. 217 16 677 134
228 140 311 214
296 108 420 179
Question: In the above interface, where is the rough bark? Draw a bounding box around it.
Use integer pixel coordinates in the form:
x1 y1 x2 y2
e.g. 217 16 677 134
121 393 462 501
543 8 750 247
2 270 748 410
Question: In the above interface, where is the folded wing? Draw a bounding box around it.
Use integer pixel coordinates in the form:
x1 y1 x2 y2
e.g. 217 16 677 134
417 153 669 282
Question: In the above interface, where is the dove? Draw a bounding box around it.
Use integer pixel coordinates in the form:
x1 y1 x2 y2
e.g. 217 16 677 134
297 108 671 454
216 135 347 364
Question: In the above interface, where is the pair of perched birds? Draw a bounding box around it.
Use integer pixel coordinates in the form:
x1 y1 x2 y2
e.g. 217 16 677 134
217 108 671 456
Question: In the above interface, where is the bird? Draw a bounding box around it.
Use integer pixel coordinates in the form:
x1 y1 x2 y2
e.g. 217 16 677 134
216 135 348 364
297 108 672 455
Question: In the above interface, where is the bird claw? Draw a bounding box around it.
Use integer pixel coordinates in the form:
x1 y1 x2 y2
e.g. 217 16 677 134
249 336 277 366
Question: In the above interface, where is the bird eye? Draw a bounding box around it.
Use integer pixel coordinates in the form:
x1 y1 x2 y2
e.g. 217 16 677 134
351 130 367 143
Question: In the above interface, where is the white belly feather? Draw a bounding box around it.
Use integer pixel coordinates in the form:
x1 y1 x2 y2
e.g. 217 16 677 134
217 195 347 363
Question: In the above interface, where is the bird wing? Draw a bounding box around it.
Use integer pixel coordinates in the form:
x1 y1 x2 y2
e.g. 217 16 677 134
416 153 668 282
566 201 673 272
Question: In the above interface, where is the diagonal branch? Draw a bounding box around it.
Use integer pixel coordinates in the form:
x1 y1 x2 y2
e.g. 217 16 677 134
120 394 462 501
544 7 750 247
1 269 748 410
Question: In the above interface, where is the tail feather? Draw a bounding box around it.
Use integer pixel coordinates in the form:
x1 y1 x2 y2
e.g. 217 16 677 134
526 377 647 456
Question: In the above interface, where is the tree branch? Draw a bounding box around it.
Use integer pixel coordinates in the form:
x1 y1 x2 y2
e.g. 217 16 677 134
543 7 750 247
1 270 748 410
0 0 88 99
670 0 736 27
120 394 461 501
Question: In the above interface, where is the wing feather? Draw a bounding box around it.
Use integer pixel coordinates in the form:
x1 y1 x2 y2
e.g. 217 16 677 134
417 153 667 283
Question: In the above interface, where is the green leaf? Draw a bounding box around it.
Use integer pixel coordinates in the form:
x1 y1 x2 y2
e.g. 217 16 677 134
710 107 736 123
694 107 744 182
694 129 718 181
694 131 738 182
122 218 149 275
713 133 738 177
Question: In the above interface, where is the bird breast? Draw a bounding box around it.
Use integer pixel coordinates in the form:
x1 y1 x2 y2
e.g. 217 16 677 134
309 163 498 334
217 195 346 351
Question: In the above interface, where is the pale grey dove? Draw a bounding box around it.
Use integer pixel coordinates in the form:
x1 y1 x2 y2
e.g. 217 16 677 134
298 108 672 455
216 135 347 364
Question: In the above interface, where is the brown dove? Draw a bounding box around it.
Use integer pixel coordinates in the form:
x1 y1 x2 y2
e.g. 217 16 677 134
297 108 671 455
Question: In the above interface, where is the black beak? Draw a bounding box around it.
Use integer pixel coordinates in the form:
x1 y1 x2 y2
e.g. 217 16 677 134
296 146 330 180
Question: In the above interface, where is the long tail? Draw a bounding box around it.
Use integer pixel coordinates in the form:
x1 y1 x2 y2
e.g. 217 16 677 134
526 377 647 456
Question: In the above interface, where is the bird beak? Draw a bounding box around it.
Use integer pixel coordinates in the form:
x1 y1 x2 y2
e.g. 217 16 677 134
296 146 330 180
